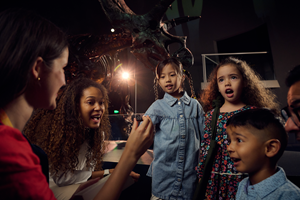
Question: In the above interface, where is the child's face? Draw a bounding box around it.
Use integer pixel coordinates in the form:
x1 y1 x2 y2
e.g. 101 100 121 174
79 86 106 129
226 125 267 175
158 63 183 99
217 64 244 105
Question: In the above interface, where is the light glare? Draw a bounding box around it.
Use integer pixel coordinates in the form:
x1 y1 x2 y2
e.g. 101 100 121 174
122 72 130 80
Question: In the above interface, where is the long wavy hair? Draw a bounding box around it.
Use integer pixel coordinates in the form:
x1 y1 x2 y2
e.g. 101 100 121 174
24 77 111 175
199 57 279 113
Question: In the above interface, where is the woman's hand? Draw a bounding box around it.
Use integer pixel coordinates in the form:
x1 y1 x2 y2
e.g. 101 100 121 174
124 116 154 161
93 116 154 200
129 171 140 182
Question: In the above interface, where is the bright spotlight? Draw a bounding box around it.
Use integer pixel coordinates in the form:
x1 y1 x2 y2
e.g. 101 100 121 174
111 28 115 32
122 72 130 80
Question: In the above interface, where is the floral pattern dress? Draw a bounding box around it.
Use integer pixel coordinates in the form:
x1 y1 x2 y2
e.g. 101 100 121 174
196 105 256 200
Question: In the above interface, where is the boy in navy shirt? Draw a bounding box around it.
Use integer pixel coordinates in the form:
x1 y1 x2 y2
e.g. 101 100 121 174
226 108 300 199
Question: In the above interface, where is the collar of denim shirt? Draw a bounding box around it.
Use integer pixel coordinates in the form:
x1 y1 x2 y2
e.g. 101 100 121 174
243 167 287 198
163 91 191 107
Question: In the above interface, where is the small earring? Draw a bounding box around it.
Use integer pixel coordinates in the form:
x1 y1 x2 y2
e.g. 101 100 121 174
37 77 41 81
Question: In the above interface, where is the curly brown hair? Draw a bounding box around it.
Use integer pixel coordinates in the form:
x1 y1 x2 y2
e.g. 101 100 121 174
199 57 279 113
24 77 111 175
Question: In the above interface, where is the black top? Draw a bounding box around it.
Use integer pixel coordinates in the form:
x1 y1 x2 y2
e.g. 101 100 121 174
22 134 49 183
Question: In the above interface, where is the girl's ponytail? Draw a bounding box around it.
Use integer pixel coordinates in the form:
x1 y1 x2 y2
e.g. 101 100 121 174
153 77 159 101
183 69 196 99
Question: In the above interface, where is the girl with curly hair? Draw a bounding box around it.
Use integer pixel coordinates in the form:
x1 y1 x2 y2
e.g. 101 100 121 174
195 57 279 200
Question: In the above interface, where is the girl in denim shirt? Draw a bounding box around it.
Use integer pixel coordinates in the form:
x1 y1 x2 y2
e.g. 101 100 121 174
196 57 280 200
145 57 205 200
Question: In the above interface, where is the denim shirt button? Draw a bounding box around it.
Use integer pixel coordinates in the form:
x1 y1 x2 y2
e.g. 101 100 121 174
181 135 185 139
178 102 181 105
180 115 183 117
177 178 181 182
180 156 183 160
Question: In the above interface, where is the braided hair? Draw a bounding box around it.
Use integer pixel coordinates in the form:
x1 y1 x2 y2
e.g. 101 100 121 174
183 69 196 99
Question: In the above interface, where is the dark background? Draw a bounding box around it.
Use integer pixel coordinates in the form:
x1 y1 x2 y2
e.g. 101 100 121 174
1 0 300 112
2 0 300 195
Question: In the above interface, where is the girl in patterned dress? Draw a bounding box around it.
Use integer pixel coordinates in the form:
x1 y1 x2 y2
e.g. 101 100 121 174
196 57 280 200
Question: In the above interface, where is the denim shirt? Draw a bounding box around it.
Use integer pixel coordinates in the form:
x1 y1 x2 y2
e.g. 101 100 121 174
145 92 205 200
236 167 300 200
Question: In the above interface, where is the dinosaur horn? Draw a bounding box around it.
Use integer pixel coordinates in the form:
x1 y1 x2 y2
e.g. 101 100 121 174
145 0 175 21
98 0 136 27
114 0 135 15
163 16 201 31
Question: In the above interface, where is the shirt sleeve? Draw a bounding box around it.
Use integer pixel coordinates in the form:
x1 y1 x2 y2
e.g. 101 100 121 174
144 101 161 125
52 170 92 186
51 141 94 186
0 125 56 200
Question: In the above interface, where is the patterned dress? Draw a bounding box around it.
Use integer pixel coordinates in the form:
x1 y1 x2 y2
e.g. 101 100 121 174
195 105 256 200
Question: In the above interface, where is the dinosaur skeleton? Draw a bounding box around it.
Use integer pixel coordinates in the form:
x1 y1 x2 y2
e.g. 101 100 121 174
65 0 200 135
98 0 200 71
67 0 200 81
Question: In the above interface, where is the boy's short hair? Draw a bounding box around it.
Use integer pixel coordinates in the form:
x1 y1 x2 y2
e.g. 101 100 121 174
286 65 300 87
226 108 288 163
